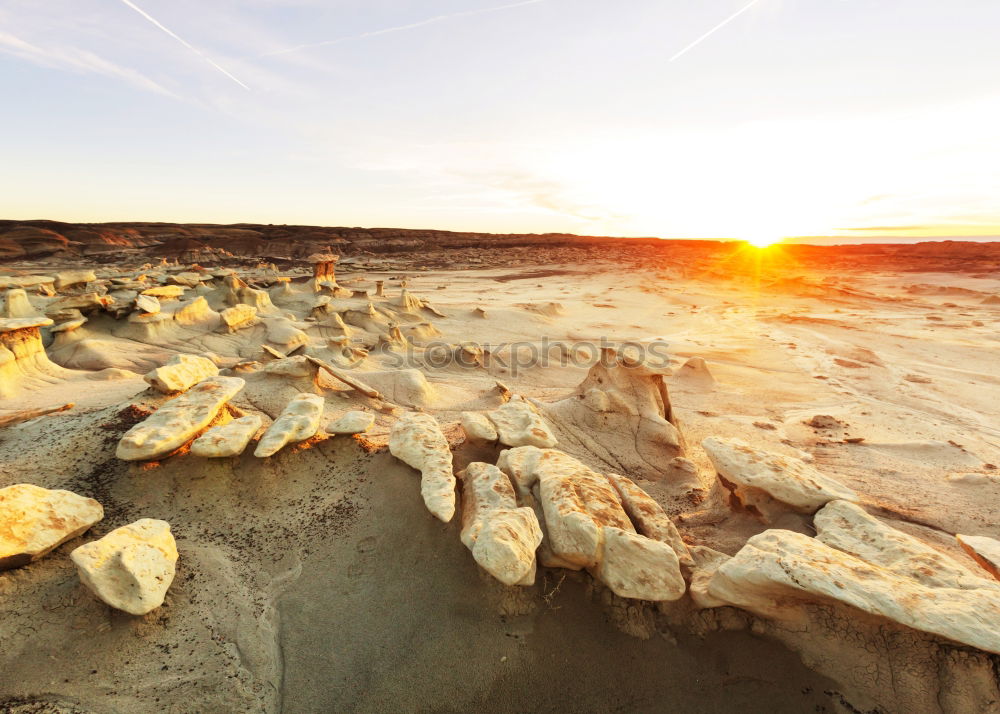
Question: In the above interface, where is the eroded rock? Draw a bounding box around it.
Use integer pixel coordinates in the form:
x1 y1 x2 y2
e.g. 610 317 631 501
485 396 557 448
957 534 1000 581
191 414 263 458
254 393 324 457
70 519 177 615
144 354 220 394
0 484 103 570
116 376 246 460
326 411 374 435
388 412 456 522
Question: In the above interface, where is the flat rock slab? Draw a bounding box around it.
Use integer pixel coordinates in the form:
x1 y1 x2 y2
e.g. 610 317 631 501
0 484 104 570
255 393 324 457
116 376 246 461
485 397 557 448
192 414 263 458
144 354 219 394
957 534 1000 581
388 412 456 522
326 411 375 435
0 316 53 332
71 519 177 615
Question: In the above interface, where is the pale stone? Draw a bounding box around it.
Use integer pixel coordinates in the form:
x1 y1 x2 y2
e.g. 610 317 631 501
702 436 857 521
116 376 246 461
140 285 185 299
496 446 685 601
591 526 686 601
686 545 731 608
135 294 160 314
957 535 1000 581
254 393 324 457
0 484 103 570
606 473 691 566
0 316 53 332
264 317 309 350
144 354 219 394
219 304 258 331
55 269 96 290
326 411 374 435
460 412 498 445
458 462 542 586
70 519 177 616
1 289 38 318
815 500 994 591
706 528 1000 655
485 396 557 448
191 414 263 458
388 412 456 522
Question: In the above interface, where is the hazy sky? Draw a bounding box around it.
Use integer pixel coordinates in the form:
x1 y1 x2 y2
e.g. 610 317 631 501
2 0 999 241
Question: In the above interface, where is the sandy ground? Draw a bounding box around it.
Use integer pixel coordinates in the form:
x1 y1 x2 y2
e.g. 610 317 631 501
2 252 1000 712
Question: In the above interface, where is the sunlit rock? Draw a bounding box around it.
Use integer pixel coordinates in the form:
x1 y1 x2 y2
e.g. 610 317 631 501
191 414 263 458
326 410 374 435
485 396 557 448
254 393 324 457
0 484 103 570
144 354 219 394
388 412 456 522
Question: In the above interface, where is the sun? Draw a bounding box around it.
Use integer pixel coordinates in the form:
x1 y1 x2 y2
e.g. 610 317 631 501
745 235 781 249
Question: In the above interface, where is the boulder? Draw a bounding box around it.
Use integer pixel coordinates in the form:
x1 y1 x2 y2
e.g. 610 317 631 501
116 376 246 461
702 436 857 521
144 354 220 394
70 519 177 616
254 393 324 457
55 269 96 290
496 446 685 601
458 462 543 585
605 473 691 566
485 396 557 448
460 412 498 446
388 412 456 522
219 304 258 331
0 484 104 570
135 293 160 314
957 535 1000 581
706 528 1000 655
326 411 374 435
191 414 263 458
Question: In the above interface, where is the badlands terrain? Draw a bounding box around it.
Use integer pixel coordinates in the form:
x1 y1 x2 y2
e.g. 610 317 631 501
2 221 1000 713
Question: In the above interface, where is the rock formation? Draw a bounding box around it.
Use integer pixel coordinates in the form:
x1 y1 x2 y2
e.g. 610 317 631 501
957 534 1000 580
326 411 374 435
70 519 178 616
116 376 246 461
388 412 456 522
144 354 220 394
480 396 557 448
254 393 324 457
191 414 263 458
458 462 543 586
0 484 104 570
702 436 857 521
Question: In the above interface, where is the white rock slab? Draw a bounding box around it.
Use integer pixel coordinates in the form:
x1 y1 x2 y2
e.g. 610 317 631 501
219 304 258 331
460 412 498 446
0 484 103 570
326 411 374 435
135 293 160 314
0 316 53 332
591 526 686 601
702 436 857 521
116 376 246 461
388 412 456 522
254 393 324 457
707 528 1000 655
606 473 691 566
486 396 557 448
459 462 542 586
144 354 219 394
55 269 96 290
191 414 263 458
71 519 177 615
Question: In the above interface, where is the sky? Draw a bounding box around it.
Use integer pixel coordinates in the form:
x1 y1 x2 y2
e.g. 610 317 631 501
1 0 999 243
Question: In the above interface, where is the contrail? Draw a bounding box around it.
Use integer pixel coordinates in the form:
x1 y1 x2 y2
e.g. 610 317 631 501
263 0 545 57
117 0 250 89
669 0 761 62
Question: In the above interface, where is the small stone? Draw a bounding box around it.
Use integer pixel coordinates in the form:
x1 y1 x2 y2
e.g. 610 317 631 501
71 519 177 616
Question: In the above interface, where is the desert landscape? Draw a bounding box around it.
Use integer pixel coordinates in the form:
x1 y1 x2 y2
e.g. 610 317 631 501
2 221 1000 713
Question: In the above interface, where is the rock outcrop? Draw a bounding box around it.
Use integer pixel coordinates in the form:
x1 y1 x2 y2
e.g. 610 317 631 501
496 446 685 601
254 393 324 457
388 412 456 522
482 396 557 448
144 354 220 394
702 436 857 521
116 376 246 460
191 414 263 458
326 411 374 435
0 484 104 570
70 519 178 616
458 462 543 585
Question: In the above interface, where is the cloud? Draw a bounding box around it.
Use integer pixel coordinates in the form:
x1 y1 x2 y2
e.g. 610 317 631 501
116 0 250 90
262 0 546 57
0 28 177 98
